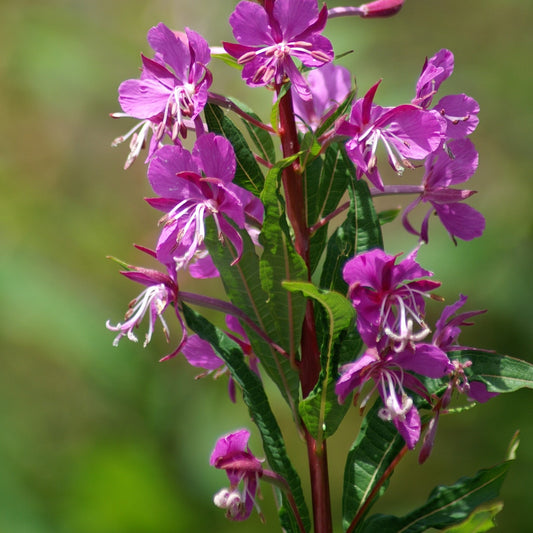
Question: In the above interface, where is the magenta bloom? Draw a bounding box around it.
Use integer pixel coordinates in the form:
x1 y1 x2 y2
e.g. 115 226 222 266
402 139 485 243
343 248 441 349
336 342 452 449
337 81 445 190
114 23 212 167
223 0 333 100
210 429 264 521
181 316 260 402
413 49 479 139
146 133 263 271
106 263 187 360
292 62 352 131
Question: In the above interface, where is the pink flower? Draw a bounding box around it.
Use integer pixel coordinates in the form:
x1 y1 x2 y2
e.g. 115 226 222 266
210 429 264 521
146 133 263 272
292 62 352 131
223 0 333 100
402 139 485 243
413 49 479 140
112 23 212 167
343 248 441 349
337 80 445 190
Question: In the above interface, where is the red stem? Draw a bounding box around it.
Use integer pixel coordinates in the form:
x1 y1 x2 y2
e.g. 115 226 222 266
277 84 332 533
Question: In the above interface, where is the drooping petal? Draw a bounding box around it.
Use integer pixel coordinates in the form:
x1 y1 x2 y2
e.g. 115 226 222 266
434 94 479 138
433 202 486 241
182 334 224 370
393 404 421 449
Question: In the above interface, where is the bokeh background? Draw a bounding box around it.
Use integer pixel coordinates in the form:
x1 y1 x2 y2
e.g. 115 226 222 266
1 0 532 531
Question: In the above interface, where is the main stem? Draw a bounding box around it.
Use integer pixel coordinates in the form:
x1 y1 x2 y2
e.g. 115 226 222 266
277 84 332 533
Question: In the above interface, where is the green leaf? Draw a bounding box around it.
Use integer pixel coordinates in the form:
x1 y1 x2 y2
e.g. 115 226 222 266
442 501 504 533
283 281 355 440
203 220 300 410
259 158 308 363
359 459 513 533
226 96 276 163
315 88 356 139
320 154 383 294
307 143 352 274
448 349 533 393
211 52 242 70
204 103 264 195
378 208 401 226
271 83 290 131
182 305 311 533
342 399 406 531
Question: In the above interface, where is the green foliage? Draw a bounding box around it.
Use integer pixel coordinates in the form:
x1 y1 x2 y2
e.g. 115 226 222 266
203 220 301 410
259 158 309 364
359 460 512 533
449 349 533 393
320 150 383 294
204 103 265 195
226 96 277 163
283 281 355 441
342 399 406 531
442 502 504 533
182 305 311 533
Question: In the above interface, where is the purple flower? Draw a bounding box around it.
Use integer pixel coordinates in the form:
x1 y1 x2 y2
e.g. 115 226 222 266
417 297 494 463
337 80 445 190
336 342 452 449
113 24 212 167
210 429 264 521
223 0 333 100
106 262 187 360
292 62 352 131
413 49 479 139
432 294 486 351
343 248 441 350
181 316 260 402
146 133 263 271
402 139 485 243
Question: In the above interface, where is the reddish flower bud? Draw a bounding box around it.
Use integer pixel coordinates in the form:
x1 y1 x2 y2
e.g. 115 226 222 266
359 0 404 18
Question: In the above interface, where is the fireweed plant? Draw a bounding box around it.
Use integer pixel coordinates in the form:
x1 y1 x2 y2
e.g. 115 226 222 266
107 0 533 531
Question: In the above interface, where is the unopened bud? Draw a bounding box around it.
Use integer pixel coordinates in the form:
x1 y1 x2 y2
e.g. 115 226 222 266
359 0 404 18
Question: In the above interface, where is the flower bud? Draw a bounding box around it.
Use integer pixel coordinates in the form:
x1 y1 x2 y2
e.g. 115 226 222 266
359 0 404 18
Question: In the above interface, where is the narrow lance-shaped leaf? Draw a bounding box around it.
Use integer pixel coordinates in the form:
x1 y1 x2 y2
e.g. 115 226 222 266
441 501 504 533
449 349 533 393
225 96 276 164
342 398 406 532
359 457 514 533
260 157 308 364
203 219 300 411
204 103 264 195
320 150 383 294
182 305 311 533
283 281 355 441
307 143 351 274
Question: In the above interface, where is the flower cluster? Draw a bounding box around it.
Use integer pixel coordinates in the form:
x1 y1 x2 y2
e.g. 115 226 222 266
104 1 514 528
335 248 494 453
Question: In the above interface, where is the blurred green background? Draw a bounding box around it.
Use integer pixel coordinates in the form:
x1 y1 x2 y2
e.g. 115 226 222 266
1 0 532 531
